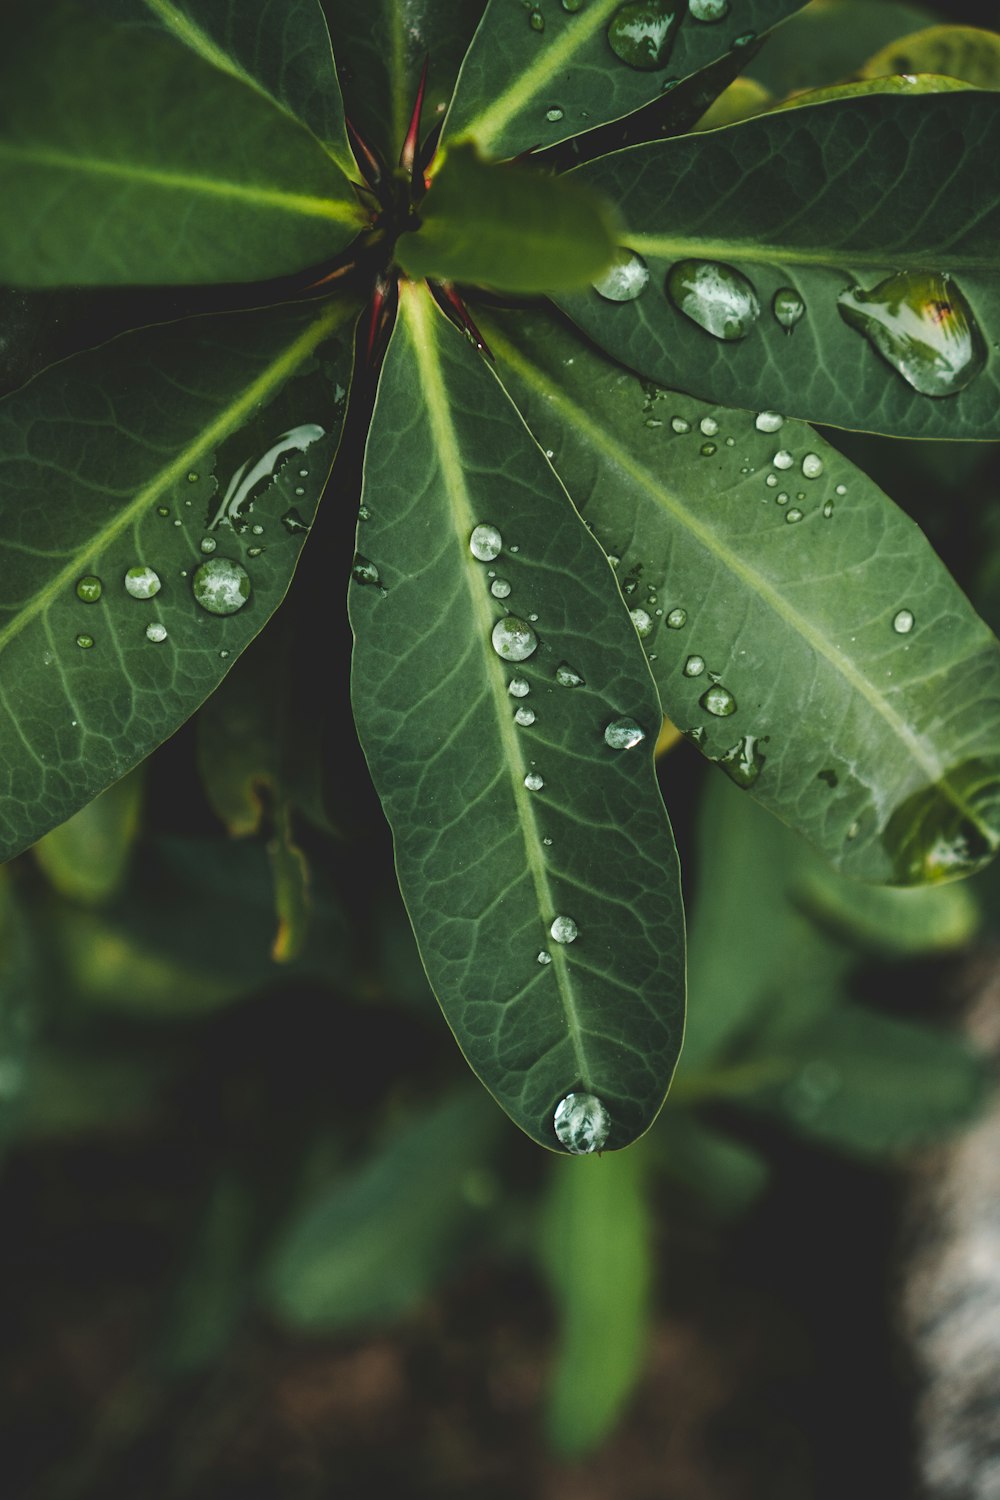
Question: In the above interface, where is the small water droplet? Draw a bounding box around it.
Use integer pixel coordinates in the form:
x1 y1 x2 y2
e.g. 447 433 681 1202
470 523 503 561
773 286 806 331
773 450 793 470
835 483 847 497
247 545 264 558
358 504 371 521
515 706 536 726
700 442 716 457
592 247 649 302
670 415 690 434
838 272 986 397
776 492 789 505
543 836 554 846
352 554 384 589
509 677 530 698
562 0 583 9
76 633 94 649
156 505 170 517
545 105 564 122
298 468 309 478
684 655 705 677
607 0 681 70
555 662 586 687
251 523 264 536
699 416 719 437
124 565 161 599
801 452 823 479
732 30 756 46
524 771 545 791
192 557 251 616
765 473 778 488
187 472 198 483
689 0 729 19
199 536 217 554
822 500 834 518
281 508 310 534
173 518 183 527
537 950 553 965
550 915 578 943
630 607 654 638
700 683 737 716
755 410 784 433
717 733 767 788
145 622 167 643
667 260 760 341
529 5 544 30
491 578 512 599
75 575 102 602
666 607 686 628
604 716 646 750
893 608 915 634
785 508 804 524
554 1092 610 1154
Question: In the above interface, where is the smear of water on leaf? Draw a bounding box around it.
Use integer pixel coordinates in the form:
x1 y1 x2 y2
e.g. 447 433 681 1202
607 0 682 70
208 424 324 532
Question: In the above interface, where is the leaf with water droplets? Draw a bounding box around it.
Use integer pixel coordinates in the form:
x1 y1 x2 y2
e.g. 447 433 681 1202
560 93 1000 438
483 305 1000 882
0 298 358 861
349 285 684 1151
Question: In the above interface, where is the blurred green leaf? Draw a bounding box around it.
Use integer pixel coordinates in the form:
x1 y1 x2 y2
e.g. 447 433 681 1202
540 1143 653 1456
649 1111 770 1220
746 0 935 95
796 862 980 955
694 76 773 129
0 870 37 1141
261 1088 501 1330
33 768 144 906
861 25 1000 89
160 1173 255 1376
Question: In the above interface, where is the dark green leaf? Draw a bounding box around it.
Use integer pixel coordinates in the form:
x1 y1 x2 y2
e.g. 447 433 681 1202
484 307 1000 883
795 856 979 955
0 871 36 1144
0 5 362 286
396 144 618 292
443 0 811 161
350 285 684 1152
649 1111 770 1219
262 1089 501 1329
746 0 935 96
540 1145 653 1455
32 767 144 906
0 299 357 862
560 93 1000 438
861 25 1000 89
160 1174 254 1374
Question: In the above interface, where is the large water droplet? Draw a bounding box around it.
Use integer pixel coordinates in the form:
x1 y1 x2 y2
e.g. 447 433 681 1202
689 0 729 19
593 247 650 302
192 557 251 616
75 575 102 603
509 677 530 698
550 915 579 943
492 616 538 662
773 287 806 331
524 771 545 791
604 716 646 750
607 0 681 69
555 662 585 687
893 608 915 634
630 607 654 638
700 683 737 716
667 260 760 341
514 706 536 726
554 1092 610 1154
124 565 161 600
666 607 686 629
837 272 986 398
491 578 512 599
470 523 503 561
717 733 767 789
208 423 324 532
145 622 168 643
755 411 784 433
773 450 793 471
684 655 705 677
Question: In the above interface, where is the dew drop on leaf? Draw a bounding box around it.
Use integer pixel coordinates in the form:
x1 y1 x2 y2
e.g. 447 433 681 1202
684 655 706 677
199 537 217 554
75 575 102 603
470 523 503 561
545 106 565 122
893 609 915 634
192 558 251 616
554 1092 610 1153
604 716 646 749
666 607 686 628
562 0 583 10
592 248 650 302
666 260 760 340
492 617 538 662
837 272 986 397
508 677 530 698
689 0 729 18
773 450 794 470
145 622 167 643
529 6 545 30
630 606 654 638
550 915 579 943
670 415 691 433
785 508 804 524
555 662 585 687
352 555 384 590
700 683 737 716
773 287 806 330
700 442 717 457
76 633 94 649
802 453 823 479
514 706 536 726
699 416 719 437
755 410 784 433
124 565 161 599
717 733 767 788
537 950 553 965
607 0 681 70
491 578 512 599
524 771 545 791
822 500 834 518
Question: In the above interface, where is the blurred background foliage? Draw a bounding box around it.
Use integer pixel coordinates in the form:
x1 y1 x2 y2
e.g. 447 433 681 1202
2 1 1000 1495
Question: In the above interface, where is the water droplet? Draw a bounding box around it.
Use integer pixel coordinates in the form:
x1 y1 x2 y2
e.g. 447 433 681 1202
247 546 264 558
352 554 384 589
592 247 649 302
554 1092 610 1154
732 30 755 46
251 524 264 536
492 616 538 663
555 662 585 687
670 415 690 434
187 472 198 483
765 473 778 488
156 505 170 518
667 260 760 341
491 578 512 599
537 950 553 965
358 504 371 521
690 0 729 18
199 536 217 554
822 500 834 518
75 575 102 603
684 655 705 677
607 0 681 70
515 706 536 726
700 683 737 716
550 915 578 943
299 469 309 478
209 423 325 531
776 492 789 505
604 716 646 749
562 0 583 10
837 272 986 397
546 106 564 122
509 677 530 698
785 508 804 524
773 450 793 471
529 5 544 30
281 508 310 534
893 608 915 634
124 565 161 600
773 286 806 331
470 523 502 561
717 733 767 789
835 483 847 497
145 622 167 643
76 633 94 649
755 410 784 433
192 557 251 616
700 442 717 457
630 607 654 638
543 836 554 846
801 453 823 479
699 416 719 437
666 607 686 629
524 771 545 791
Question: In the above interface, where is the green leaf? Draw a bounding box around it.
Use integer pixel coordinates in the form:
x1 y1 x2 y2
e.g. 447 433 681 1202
350 285 684 1152
32 767 144 906
795 858 979 955
0 299 357 862
560 92 1000 438
860 25 1000 90
540 1146 653 1455
0 4 362 287
746 0 936 96
693 75 774 129
261 1088 501 1330
160 1173 254 1374
322 0 487 163
483 307 1000 884
443 0 812 161
109 0 357 178
395 144 619 292
649 1111 770 1219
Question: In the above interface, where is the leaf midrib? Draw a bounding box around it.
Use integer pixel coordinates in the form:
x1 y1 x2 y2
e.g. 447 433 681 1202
622 233 998 272
401 286 591 1086
0 301 349 657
